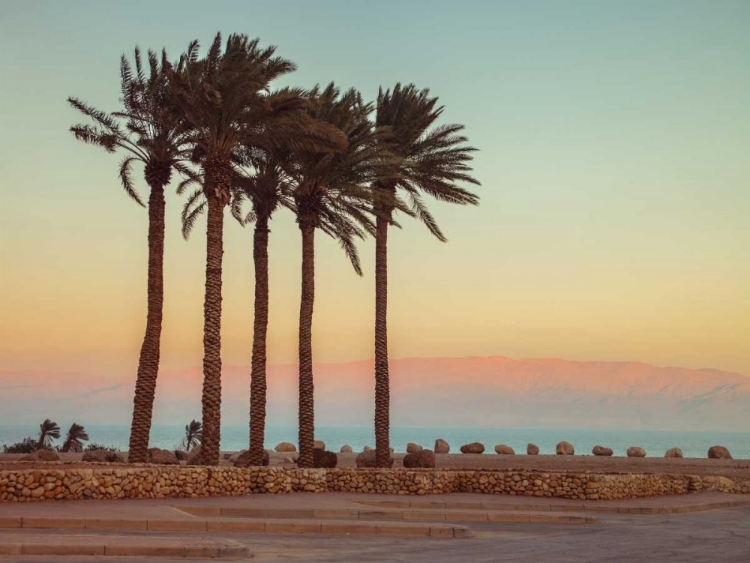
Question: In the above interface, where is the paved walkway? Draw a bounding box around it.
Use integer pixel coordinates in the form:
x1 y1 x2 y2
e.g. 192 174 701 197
1 491 747 518
0 492 748 561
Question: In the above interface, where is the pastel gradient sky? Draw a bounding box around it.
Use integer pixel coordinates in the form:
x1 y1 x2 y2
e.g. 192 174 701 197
1 0 748 383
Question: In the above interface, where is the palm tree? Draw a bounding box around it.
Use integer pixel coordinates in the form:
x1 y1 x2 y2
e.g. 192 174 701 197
288 84 397 467
37 419 60 450
61 423 89 453
372 84 480 466
183 420 203 451
231 146 293 466
68 47 192 463
169 34 346 466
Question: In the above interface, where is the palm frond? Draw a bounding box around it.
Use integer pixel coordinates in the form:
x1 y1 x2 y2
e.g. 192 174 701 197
118 157 145 206
181 189 207 239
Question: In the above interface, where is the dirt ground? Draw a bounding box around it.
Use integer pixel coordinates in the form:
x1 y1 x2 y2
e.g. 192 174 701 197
1 451 748 482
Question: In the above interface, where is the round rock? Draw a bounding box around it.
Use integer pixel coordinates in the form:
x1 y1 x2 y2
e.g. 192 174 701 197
460 442 485 454
434 439 450 454
356 449 393 468
403 449 436 468
708 445 732 459
406 442 423 454
556 441 574 455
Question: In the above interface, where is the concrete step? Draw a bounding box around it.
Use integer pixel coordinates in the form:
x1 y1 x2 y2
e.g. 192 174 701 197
0 515 472 538
354 497 750 515
179 505 598 524
0 532 249 559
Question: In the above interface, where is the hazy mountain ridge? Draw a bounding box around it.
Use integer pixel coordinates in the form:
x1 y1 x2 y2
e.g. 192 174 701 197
1 357 748 430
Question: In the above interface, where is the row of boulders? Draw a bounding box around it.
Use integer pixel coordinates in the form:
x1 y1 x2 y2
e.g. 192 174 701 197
185 443 726 461
590 445 733 459
13 442 735 464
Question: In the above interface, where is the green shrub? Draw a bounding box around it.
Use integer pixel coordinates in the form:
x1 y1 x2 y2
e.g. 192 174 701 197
2 437 39 454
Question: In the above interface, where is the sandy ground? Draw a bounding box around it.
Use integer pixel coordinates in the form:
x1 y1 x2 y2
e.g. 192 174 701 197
1 451 748 481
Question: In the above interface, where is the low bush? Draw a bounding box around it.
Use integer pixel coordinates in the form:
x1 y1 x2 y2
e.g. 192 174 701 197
2 437 39 454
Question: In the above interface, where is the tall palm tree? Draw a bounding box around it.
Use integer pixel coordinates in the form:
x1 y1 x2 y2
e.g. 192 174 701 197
68 47 192 463
231 145 293 466
170 34 346 466
183 420 203 451
372 84 480 466
61 423 89 453
288 84 398 467
37 419 60 450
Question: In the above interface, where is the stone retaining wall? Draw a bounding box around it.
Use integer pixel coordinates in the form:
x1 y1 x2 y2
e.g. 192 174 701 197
0 464 747 503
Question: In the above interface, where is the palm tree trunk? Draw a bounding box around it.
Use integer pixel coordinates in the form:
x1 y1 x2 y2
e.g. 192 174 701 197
297 222 316 468
127 183 166 463
248 214 270 466
374 215 391 467
200 192 225 466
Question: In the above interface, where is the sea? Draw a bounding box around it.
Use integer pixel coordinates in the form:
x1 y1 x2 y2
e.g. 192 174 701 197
1 425 747 459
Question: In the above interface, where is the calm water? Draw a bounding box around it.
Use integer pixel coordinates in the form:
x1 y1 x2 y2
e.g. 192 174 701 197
1 425 747 459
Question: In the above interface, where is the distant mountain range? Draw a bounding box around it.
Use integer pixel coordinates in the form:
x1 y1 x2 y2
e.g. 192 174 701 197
2 356 748 430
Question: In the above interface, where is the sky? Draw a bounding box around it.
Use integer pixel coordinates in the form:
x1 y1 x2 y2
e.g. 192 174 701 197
0 0 749 398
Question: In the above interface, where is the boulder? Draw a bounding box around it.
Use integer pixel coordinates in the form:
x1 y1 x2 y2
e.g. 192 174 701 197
434 439 450 454
174 450 189 461
231 449 270 467
556 441 574 455
664 447 683 458
627 447 646 458
186 445 203 465
275 442 296 453
526 443 539 455
314 440 326 450
20 450 60 462
708 445 732 459
339 444 353 453
592 445 613 457
313 448 338 468
403 449 436 468
460 442 485 454
148 448 180 465
494 444 515 455
82 450 125 463
406 443 423 454
355 450 393 468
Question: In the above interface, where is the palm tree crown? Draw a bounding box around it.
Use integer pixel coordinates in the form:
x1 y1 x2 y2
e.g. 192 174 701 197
375 83 479 236
183 420 203 452
69 47 193 204
37 419 60 450
61 423 89 453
